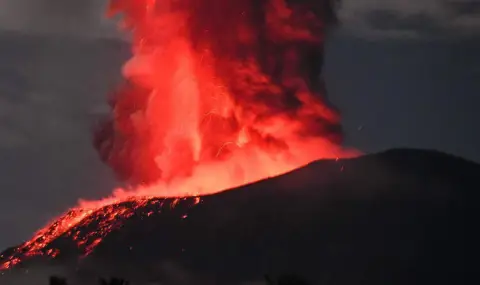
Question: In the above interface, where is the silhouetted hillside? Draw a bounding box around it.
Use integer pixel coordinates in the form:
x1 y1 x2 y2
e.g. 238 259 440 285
1 148 479 284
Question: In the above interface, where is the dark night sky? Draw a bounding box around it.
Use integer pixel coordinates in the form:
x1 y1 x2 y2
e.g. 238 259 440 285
0 0 479 250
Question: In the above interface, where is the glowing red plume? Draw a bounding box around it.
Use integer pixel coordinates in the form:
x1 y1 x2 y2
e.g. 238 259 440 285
94 0 348 189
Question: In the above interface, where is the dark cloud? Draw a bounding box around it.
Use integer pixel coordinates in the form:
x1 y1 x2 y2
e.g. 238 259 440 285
0 0 119 38
365 10 442 35
445 0 480 16
1 0 479 40
337 0 480 39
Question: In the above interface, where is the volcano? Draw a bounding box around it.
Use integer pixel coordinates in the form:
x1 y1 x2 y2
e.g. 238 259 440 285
1 1 478 284
1 149 478 284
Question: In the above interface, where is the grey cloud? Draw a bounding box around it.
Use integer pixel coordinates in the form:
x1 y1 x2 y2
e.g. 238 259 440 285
2 0 479 40
0 0 120 39
365 10 442 35
337 0 480 39
445 0 480 16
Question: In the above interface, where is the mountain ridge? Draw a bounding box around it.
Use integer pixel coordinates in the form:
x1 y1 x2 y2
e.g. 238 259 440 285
1 148 478 284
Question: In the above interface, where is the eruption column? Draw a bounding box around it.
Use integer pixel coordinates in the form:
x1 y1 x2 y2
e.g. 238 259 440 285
0 0 357 270
95 0 349 193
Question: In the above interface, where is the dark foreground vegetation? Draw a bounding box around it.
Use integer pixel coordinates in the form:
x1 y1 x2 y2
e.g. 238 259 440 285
49 276 129 285
48 274 310 285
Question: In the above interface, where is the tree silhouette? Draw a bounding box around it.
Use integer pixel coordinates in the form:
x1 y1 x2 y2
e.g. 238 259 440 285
49 276 67 285
47 274 310 285
48 275 131 285
99 277 130 285
265 274 310 285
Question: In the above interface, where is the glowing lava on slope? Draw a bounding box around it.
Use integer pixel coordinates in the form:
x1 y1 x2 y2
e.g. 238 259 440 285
0 0 357 270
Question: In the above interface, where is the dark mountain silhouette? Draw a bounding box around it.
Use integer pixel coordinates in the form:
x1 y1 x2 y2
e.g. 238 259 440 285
1 148 479 284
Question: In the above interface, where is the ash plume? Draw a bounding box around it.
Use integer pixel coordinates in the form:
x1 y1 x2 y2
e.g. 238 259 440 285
93 0 345 186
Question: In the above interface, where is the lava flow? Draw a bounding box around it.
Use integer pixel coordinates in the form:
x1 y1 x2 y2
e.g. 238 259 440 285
1 0 357 270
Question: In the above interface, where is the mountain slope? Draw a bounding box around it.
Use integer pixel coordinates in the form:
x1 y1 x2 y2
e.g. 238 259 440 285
1 148 479 285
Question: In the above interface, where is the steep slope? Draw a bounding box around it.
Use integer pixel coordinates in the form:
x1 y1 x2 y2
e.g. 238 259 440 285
1 148 479 285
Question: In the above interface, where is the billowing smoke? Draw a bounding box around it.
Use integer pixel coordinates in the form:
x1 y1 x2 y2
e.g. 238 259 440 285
93 0 349 191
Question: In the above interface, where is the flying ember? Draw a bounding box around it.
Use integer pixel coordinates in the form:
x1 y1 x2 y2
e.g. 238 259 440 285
0 0 356 270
